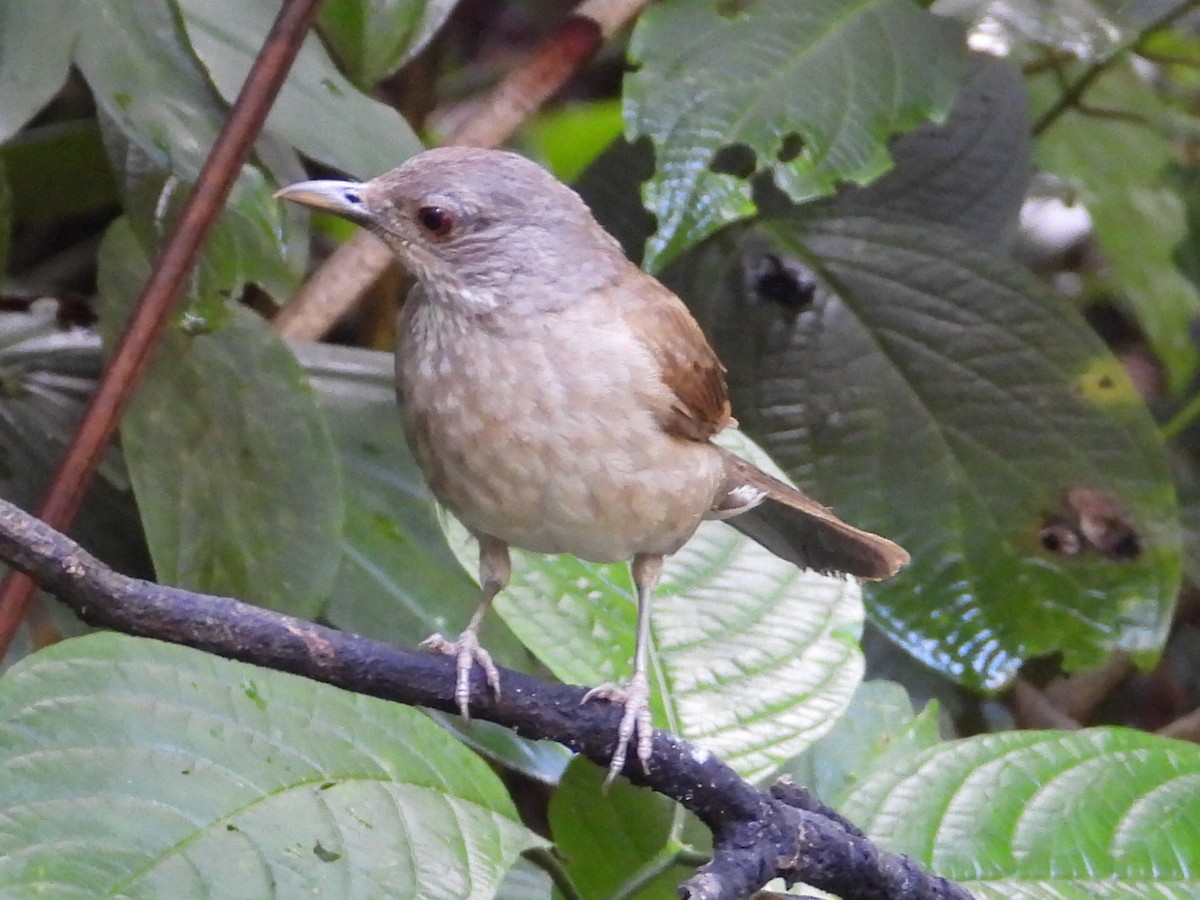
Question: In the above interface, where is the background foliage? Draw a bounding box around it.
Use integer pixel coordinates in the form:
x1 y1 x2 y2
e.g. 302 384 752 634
1 0 1199 897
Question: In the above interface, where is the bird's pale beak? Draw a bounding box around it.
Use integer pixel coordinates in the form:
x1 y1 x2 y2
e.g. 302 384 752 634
274 179 374 226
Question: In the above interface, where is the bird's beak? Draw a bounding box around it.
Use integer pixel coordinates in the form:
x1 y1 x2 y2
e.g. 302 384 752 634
274 179 374 226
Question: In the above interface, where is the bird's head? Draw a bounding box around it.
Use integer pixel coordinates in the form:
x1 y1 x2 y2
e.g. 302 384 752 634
276 147 624 311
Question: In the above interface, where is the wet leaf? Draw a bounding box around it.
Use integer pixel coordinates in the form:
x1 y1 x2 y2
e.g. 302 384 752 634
318 0 457 90
670 210 1180 689
97 220 342 618
0 0 73 144
625 0 967 268
843 728 1200 898
177 0 422 179
0 635 543 897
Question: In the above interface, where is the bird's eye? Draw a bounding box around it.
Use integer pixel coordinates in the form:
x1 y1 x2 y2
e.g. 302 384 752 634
417 206 454 238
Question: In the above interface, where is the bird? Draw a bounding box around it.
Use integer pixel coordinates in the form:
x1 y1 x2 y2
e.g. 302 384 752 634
277 147 909 784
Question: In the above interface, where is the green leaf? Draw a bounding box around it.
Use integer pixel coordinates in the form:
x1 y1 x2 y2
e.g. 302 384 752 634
1034 62 1200 394
175 0 423 179
549 758 697 900
75 0 226 184
445 429 865 783
76 0 302 302
0 0 74 144
841 728 1200 898
780 680 941 806
932 0 1127 59
0 633 543 898
0 306 112 499
832 53 1031 248
97 219 343 618
103 128 300 306
0 308 141 654
0 120 119 227
495 858 554 900
625 0 967 269
669 211 1180 690
524 100 626 183
581 53 1030 264
319 0 458 90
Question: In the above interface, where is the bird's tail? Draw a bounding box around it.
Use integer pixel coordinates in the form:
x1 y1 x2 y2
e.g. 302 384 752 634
714 448 909 580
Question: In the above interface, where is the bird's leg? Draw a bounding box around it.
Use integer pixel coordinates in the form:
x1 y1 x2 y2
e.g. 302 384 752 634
583 552 663 786
420 535 509 720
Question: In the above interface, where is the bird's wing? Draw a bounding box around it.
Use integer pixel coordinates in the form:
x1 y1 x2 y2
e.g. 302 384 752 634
622 279 732 442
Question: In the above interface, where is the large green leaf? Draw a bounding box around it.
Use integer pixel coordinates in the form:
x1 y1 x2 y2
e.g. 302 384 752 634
0 307 113 499
494 859 553 900
0 308 141 655
82 0 301 303
176 0 423 179
841 728 1200 898
319 0 458 91
548 758 698 900
669 211 1180 690
445 429 865 783
780 680 941 807
625 0 967 269
831 52 1031 248
97 219 343 619
582 51 1030 263
0 0 74 144
75 0 227 185
933 0 1127 58
1034 62 1200 394
0 634 542 898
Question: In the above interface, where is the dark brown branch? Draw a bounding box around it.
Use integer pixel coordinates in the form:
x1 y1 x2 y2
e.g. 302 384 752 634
0 0 325 655
0 497 972 900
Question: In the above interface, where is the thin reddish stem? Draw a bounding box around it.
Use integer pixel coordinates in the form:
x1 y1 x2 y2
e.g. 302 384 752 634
0 0 326 657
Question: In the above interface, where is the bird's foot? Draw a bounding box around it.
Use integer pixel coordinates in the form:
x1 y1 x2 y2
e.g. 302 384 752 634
582 671 653 787
420 630 500 720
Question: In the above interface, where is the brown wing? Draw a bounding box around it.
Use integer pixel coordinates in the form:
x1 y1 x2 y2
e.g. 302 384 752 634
623 280 732 442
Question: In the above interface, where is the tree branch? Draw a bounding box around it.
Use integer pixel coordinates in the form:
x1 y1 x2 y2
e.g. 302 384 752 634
0 497 972 900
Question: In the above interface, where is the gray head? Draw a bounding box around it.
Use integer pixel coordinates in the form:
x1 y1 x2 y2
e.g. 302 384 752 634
277 148 626 311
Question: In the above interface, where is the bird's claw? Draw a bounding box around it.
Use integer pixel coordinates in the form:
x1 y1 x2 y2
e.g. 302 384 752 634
583 672 653 787
420 630 500 719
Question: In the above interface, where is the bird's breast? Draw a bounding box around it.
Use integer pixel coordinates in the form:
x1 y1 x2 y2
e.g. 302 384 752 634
395 298 723 562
